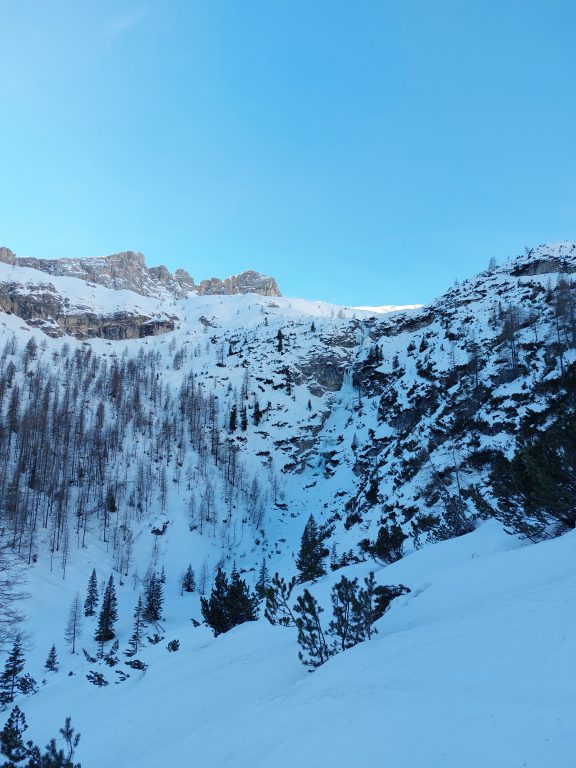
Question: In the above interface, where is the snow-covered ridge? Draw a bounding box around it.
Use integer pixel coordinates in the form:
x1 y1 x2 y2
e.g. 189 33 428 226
353 303 423 314
0 247 281 301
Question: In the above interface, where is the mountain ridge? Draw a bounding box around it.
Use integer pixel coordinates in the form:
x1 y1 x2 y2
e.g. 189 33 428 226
0 247 281 300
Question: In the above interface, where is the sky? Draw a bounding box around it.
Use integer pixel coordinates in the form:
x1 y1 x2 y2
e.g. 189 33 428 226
0 1 575 306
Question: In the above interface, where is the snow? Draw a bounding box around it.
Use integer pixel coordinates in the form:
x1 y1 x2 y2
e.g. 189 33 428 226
16 522 576 768
0 261 176 320
353 303 423 314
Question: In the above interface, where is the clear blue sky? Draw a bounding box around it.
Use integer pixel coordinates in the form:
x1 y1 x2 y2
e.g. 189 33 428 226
1 1 575 306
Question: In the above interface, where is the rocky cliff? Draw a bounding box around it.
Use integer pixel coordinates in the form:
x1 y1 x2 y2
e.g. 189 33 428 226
0 248 281 300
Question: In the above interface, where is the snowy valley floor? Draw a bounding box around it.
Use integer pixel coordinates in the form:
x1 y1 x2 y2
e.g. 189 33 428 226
15 520 576 768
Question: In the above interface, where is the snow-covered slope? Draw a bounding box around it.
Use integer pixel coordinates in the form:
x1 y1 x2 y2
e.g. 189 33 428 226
353 303 423 313
1 242 576 567
19 521 576 768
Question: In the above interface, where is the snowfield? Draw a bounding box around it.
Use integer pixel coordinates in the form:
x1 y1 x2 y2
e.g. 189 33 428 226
17 521 576 768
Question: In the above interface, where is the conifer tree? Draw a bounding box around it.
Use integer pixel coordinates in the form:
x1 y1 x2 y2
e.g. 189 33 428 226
0 635 25 707
65 593 83 654
0 705 29 765
296 515 328 583
371 523 407 564
0 709 81 768
229 405 237 433
328 575 363 652
143 572 164 625
27 716 81 768
264 573 297 627
200 568 230 636
329 542 339 571
227 567 259 628
126 597 144 657
84 569 98 617
45 645 59 673
200 567 259 636
255 558 270 600
293 589 331 669
181 565 196 593
95 575 118 648
356 572 378 641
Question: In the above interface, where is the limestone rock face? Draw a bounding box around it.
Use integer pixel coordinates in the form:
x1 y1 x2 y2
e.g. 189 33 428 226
1 249 281 299
16 251 186 298
297 354 345 397
197 270 280 297
0 248 16 266
174 269 195 291
0 247 280 339
0 280 176 340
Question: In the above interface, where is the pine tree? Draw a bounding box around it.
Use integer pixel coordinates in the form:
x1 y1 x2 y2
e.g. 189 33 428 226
328 576 363 652
0 635 25 707
296 515 328 583
200 567 258 636
284 367 292 396
0 709 81 768
253 400 262 426
371 523 407 564
229 405 237 433
84 569 98 617
0 705 29 765
264 573 297 627
277 329 284 353
181 565 196 593
95 575 118 648
27 717 81 768
126 597 144 657
356 572 378 641
293 589 331 669
44 645 59 673
142 573 164 625
329 542 339 571
255 558 270 600
65 593 83 654
200 568 230 636
226 568 259 628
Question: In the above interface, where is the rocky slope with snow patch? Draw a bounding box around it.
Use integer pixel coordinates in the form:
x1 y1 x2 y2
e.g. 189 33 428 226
0 247 281 301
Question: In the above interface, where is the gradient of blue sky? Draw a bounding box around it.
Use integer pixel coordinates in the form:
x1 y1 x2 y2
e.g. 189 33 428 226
1 1 575 305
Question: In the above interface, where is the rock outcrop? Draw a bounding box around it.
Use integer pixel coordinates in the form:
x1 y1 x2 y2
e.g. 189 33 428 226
196 270 280 297
0 247 16 266
0 280 176 340
1 249 281 299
